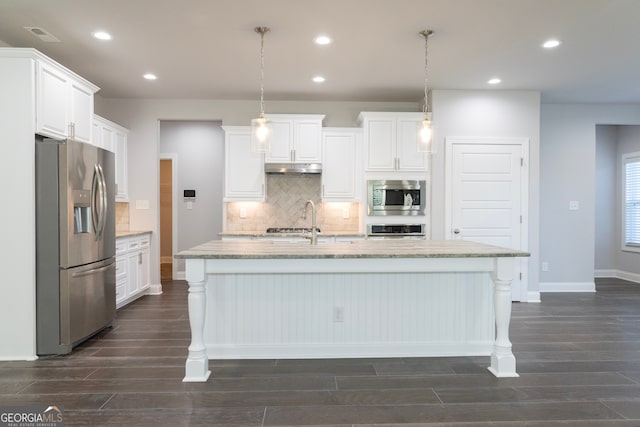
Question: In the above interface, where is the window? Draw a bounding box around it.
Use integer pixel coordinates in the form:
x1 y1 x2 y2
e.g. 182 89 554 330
623 152 640 251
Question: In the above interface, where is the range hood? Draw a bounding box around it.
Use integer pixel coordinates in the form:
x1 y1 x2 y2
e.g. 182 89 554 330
264 163 322 175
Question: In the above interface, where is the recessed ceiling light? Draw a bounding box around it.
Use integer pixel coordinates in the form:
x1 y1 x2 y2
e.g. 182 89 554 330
542 39 561 49
488 78 501 85
143 73 157 80
93 31 112 41
314 35 331 45
312 76 325 83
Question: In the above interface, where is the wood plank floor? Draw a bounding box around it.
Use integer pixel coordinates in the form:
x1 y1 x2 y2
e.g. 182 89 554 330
1 277 640 426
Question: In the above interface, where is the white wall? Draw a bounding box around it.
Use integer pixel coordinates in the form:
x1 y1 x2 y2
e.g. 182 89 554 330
159 120 224 275
0 58 37 359
431 90 541 298
540 104 640 291
595 126 618 272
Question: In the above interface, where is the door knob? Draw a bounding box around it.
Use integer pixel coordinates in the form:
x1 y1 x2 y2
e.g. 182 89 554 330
453 228 461 234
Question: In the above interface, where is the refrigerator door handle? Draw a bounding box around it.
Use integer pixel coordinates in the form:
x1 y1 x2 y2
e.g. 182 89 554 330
96 164 108 240
91 164 100 238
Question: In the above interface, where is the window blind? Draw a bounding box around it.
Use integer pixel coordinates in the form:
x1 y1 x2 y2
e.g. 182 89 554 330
624 154 640 246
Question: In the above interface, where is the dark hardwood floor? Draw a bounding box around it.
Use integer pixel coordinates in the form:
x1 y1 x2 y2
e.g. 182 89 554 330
1 278 640 426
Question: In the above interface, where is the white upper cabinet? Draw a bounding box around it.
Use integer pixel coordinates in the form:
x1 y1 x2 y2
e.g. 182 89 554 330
321 128 361 201
264 114 325 163
94 114 129 201
223 126 265 201
36 57 98 143
114 128 128 201
359 112 427 172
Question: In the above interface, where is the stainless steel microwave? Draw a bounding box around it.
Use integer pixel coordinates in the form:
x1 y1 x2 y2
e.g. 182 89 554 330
367 180 426 216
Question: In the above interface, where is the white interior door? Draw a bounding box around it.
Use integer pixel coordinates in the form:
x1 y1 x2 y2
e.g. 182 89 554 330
446 137 529 301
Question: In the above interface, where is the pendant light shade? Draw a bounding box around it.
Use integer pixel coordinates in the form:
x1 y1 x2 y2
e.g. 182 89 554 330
417 29 435 154
251 26 271 153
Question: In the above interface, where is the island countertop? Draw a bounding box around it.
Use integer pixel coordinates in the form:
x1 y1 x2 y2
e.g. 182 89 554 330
175 239 529 259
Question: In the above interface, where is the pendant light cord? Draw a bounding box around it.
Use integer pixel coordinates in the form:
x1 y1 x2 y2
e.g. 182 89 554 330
420 30 433 115
256 27 270 117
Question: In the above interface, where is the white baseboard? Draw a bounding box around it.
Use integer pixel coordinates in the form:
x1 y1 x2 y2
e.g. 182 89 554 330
146 283 163 295
205 342 494 359
594 269 640 283
527 291 541 302
539 282 596 292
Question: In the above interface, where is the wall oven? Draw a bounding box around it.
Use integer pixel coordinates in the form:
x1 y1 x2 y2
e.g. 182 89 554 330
367 180 426 216
367 223 427 239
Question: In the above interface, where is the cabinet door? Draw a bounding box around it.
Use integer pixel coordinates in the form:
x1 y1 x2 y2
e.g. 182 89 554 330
114 130 128 201
322 130 358 200
396 118 427 171
265 120 293 163
100 124 114 152
92 121 101 148
37 61 69 139
293 120 322 163
224 128 265 201
139 245 150 291
69 81 94 143
365 118 395 171
126 251 139 295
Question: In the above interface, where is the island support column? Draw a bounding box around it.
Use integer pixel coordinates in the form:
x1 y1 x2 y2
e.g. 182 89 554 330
183 259 211 382
488 257 519 377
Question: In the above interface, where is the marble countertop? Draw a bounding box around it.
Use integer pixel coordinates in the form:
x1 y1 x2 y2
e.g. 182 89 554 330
176 239 529 259
219 231 366 238
116 230 152 238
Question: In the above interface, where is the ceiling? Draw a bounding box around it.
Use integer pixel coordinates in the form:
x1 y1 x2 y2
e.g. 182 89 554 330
1 0 639 104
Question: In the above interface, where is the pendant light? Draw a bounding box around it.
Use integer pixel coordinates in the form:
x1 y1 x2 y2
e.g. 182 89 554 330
418 29 435 154
251 26 272 153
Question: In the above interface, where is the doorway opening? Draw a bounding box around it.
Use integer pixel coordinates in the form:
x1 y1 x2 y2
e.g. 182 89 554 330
159 157 176 281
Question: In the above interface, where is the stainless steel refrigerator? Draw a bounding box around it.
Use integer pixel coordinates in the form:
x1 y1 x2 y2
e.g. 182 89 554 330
36 136 116 355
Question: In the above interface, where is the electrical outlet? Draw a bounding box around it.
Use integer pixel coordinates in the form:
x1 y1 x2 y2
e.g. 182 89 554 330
542 262 549 272
240 207 247 218
569 201 579 210
342 207 350 219
333 306 344 322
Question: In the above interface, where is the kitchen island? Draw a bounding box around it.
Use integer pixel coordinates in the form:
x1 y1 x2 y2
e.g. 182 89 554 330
175 239 529 382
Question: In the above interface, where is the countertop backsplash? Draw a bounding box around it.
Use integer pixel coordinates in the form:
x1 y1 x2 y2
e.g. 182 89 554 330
116 202 130 232
225 174 360 233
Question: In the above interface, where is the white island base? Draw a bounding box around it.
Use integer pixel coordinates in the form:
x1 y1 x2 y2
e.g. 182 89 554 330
178 240 526 382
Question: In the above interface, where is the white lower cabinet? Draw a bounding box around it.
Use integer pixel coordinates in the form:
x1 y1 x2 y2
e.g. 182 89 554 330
115 233 151 308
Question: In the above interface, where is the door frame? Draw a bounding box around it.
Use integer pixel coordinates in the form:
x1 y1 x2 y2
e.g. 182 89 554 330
159 153 178 280
444 136 529 301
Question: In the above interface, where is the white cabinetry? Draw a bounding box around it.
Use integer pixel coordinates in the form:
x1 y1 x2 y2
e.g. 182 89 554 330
264 114 325 163
223 126 265 201
359 112 427 172
93 115 128 201
36 58 97 143
116 233 151 308
321 128 361 201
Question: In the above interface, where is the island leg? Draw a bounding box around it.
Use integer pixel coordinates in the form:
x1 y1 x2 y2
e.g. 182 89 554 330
488 257 519 378
183 259 211 382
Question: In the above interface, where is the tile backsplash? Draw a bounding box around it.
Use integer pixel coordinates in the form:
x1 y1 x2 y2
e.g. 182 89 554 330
115 202 130 231
225 174 360 232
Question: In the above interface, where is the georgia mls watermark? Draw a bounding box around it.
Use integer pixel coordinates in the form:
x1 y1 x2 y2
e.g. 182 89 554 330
0 406 64 427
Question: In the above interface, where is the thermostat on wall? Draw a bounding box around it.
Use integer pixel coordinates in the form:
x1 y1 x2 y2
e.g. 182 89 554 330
183 189 196 198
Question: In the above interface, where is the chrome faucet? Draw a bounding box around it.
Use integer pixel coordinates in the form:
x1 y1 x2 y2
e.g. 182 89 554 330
302 200 318 245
